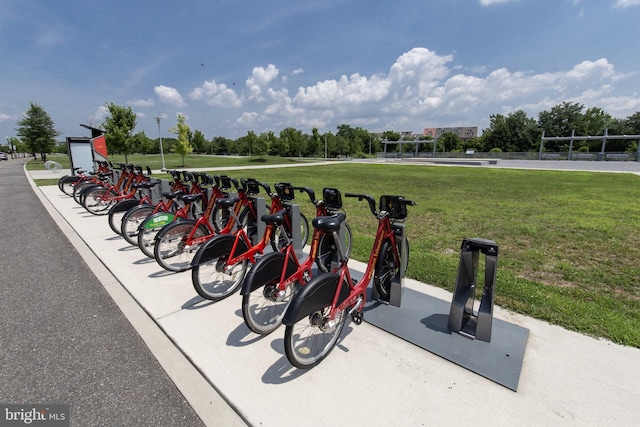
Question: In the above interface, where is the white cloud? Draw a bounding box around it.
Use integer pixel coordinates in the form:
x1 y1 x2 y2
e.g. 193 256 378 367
479 0 517 5
188 47 637 134
155 85 186 107
190 81 242 107
127 98 155 108
614 0 640 7
245 64 280 101
292 68 304 76
0 113 13 122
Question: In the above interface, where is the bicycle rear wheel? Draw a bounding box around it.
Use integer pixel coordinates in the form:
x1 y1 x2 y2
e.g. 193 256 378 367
154 221 210 272
243 281 296 335
284 276 347 369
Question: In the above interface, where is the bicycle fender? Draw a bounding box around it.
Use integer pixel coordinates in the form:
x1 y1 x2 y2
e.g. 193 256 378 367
108 199 143 215
191 234 249 266
123 203 154 219
282 273 350 325
240 251 297 296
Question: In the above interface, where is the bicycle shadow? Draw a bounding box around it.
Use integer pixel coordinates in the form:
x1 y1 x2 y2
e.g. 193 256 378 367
261 324 354 385
226 313 268 348
181 295 216 310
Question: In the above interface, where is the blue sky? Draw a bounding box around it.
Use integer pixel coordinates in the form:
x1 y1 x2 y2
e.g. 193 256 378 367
1 0 639 143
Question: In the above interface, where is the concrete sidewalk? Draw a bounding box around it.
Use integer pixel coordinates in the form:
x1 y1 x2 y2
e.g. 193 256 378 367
31 166 640 426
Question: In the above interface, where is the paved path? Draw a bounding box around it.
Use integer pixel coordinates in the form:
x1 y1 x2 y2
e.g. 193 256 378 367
15 158 640 426
0 158 243 426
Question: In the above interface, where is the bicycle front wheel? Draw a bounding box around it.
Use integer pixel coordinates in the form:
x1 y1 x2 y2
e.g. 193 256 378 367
122 205 155 246
284 276 347 369
374 237 409 301
270 213 309 252
193 258 248 301
316 222 352 272
83 187 118 215
154 222 210 272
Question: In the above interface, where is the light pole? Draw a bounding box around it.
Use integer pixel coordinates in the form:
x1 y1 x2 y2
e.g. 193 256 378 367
155 117 166 171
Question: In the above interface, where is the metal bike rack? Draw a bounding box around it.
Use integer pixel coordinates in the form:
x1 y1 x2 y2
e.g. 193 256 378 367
447 238 499 342
372 222 406 307
254 197 267 246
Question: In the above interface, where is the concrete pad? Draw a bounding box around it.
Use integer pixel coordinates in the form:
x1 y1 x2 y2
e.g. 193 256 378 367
37 184 640 426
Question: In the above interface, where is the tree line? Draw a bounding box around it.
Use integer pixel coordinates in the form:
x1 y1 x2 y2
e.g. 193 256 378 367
8 101 640 161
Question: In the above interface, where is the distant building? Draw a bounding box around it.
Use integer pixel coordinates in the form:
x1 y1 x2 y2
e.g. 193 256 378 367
423 127 478 141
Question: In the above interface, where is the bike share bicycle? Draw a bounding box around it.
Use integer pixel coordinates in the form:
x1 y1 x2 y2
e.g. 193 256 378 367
282 193 415 368
153 176 271 272
190 181 310 301
241 186 352 335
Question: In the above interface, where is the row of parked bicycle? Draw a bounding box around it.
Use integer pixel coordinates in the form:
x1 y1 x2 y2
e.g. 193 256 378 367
57 161 415 368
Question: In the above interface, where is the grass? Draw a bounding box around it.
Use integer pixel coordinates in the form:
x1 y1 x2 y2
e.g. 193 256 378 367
32 155 640 347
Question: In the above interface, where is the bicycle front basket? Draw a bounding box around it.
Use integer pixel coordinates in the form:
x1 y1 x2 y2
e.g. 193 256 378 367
219 175 232 190
275 182 295 201
380 195 407 220
244 178 260 196
323 187 343 209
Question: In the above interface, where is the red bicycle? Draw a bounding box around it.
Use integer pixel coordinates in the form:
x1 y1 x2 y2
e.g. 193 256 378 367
82 164 149 215
282 193 415 368
190 181 310 301
119 170 196 246
240 186 352 335
152 176 259 272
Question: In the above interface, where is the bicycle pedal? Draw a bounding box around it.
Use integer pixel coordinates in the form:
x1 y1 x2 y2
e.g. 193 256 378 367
351 311 363 325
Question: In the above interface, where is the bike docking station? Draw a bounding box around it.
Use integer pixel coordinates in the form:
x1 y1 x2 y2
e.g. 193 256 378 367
363 236 529 391
447 238 498 342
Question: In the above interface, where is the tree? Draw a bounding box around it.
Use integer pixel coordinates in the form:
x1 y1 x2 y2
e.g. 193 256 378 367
102 102 137 163
439 132 462 152
255 131 273 159
16 102 60 160
191 129 208 153
481 110 538 152
280 127 305 158
306 127 323 157
132 131 153 154
168 114 193 166
538 101 585 138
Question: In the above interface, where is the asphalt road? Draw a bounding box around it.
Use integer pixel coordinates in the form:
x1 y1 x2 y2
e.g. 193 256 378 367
0 157 205 426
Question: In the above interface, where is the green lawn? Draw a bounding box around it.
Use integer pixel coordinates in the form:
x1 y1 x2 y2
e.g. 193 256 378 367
33 156 640 347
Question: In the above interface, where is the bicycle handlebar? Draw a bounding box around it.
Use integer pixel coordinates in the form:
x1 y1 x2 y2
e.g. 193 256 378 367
345 192 377 215
292 186 318 205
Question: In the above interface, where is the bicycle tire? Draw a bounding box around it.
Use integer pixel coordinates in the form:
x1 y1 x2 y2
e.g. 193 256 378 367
211 204 231 232
83 187 119 215
373 236 409 301
316 222 353 273
137 212 177 258
270 212 309 252
283 275 347 369
241 252 298 335
58 176 79 196
121 205 155 246
192 240 249 301
73 182 99 205
108 200 145 236
154 221 210 272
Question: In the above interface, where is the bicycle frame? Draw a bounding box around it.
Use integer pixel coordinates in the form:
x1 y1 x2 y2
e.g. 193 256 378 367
328 213 399 319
